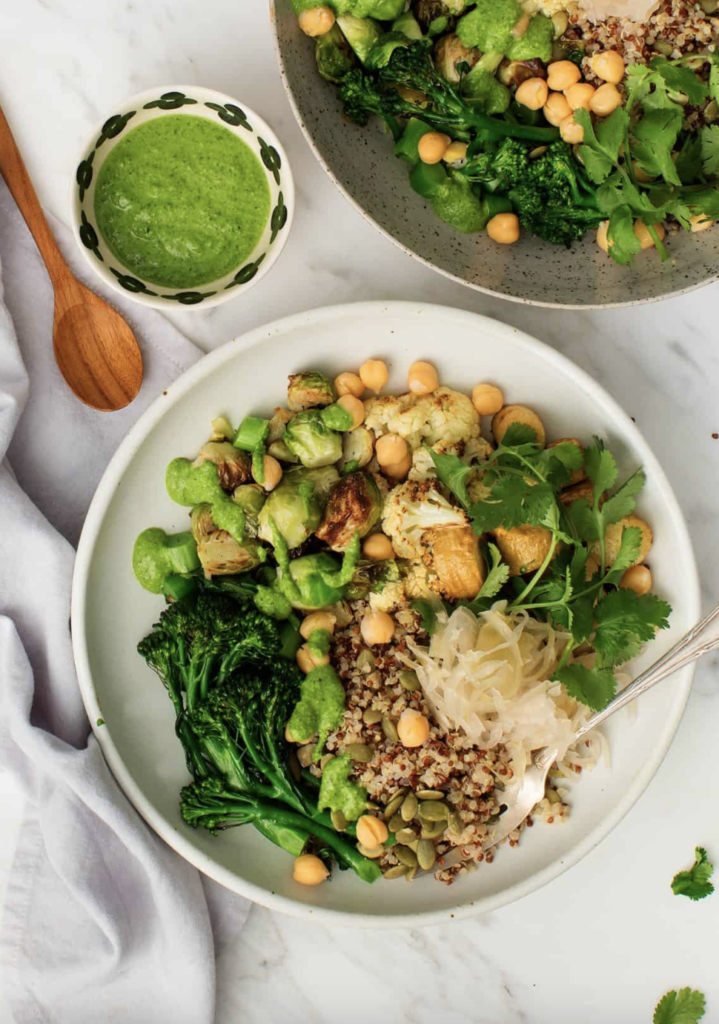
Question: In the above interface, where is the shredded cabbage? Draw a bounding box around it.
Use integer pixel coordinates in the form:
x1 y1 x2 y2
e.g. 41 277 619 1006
406 603 603 778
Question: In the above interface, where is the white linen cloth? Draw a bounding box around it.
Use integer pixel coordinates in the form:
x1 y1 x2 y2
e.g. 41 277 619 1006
0 183 249 1022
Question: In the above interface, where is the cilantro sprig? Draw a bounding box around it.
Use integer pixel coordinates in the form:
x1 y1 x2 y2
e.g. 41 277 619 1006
671 847 715 902
428 428 672 712
654 988 706 1024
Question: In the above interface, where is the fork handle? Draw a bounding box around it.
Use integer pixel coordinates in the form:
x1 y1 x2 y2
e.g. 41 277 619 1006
574 601 719 741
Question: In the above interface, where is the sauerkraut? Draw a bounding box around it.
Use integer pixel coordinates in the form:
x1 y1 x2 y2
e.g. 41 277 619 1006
406 603 604 778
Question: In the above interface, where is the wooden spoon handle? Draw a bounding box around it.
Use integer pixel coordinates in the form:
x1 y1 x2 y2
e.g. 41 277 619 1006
0 104 68 286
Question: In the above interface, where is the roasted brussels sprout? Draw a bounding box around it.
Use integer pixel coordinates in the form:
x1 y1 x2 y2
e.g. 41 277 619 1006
287 371 337 412
498 57 547 87
192 441 251 492
283 410 343 468
287 552 347 611
316 23 355 83
232 483 266 516
190 503 266 575
336 13 382 64
258 472 322 550
340 425 374 471
316 472 382 550
433 33 479 83
413 0 467 31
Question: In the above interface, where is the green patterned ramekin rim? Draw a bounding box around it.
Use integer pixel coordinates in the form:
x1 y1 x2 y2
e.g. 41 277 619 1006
71 85 294 310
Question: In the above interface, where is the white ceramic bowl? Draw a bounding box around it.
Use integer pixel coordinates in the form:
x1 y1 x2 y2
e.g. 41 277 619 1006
71 302 699 926
271 1 719 309
71 85 294 310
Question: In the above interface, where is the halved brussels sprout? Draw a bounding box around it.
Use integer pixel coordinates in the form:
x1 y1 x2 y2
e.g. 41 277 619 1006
190 503 265 575
283 410 343 468
340 425 375 471
316 472 382 550
192 441 251 492
287 371 336 412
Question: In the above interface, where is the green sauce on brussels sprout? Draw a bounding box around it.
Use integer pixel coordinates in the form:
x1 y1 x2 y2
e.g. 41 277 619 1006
318 753 368 822
166 457 246 543
287 664 346 760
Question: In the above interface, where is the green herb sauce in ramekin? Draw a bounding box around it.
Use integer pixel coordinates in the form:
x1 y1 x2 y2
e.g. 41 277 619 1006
94 115 270 289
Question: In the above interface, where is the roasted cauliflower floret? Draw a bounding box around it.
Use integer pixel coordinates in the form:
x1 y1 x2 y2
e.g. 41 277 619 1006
365 387 480 452
381 479 468 559
403 558 432 600
409 439 464 482
369 578 408 614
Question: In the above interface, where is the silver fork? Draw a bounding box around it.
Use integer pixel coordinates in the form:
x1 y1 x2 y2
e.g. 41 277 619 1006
484 601 719 850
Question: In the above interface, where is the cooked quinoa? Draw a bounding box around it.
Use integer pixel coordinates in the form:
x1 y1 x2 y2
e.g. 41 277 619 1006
305 601 570 885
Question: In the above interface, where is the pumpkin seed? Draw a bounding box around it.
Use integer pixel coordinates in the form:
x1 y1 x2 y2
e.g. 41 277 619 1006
395 845 418 868
381 717 399 743
421 819 446 840
382 864 408 880
400 792 418 821
365 801 381 811
398 669 420 692
297 744 315 767
356 842 384 859
395 828 418 845
346 743 374 763
404 863 418 882
417 839 437 871
363 708 382 725
388 813 405 833
447 811 463 836
493 778 506 791
382 790 407 821
331 809 348 831
419 800 449 821
415 789 445 800
356 649 375 672
408 840 419 853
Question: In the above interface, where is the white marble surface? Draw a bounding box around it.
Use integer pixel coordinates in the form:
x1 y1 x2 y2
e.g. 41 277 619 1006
1 1 719 1021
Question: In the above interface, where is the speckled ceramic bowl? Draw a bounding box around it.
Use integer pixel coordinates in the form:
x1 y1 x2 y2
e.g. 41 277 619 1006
271 2 719 308
71 86 294 310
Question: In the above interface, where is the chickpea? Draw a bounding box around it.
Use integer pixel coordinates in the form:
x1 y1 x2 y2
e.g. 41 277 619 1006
293 853 329 886
590 82 622 116
255 455 283 492
591 50 625 85
691 213 713 232
300 611 336 639
407 360 439 395
334 371 365 398
620 564 652 596
337 393 365 429
376 433 409 466
417 131 451 165
565 82 595 111
487 212 520 244
515 77 549 111
383 452 412 480
360 611 395 646
543 91 572 127
297 5 335 36
560 114 584 145
547 60 582 92
356 815 389 849
472 383 504 416
444 140 468 164
296 644 330 674
597 220 612 253
634 219 666 250
359 358 388 394
397 708 431 748
363 533 395 561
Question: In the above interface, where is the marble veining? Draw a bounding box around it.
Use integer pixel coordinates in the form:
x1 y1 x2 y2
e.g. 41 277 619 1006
0 1 718 1022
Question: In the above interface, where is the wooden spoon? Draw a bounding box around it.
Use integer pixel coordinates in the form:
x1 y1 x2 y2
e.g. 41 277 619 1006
0 104 143 411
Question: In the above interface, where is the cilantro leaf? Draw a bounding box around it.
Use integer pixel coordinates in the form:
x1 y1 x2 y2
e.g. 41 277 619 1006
585 438 618 499
576 107 627 184
499 423 539 448
633 105 683 186
603 525 642 583
675 133 704 186
554 663 616 711
607 205 643 265
601 467 646 525
411 598 439 636
566 497 599 542
711 55 719 106
649 57 709 107
654 988 706 1024
701 124 719 177
470 476 556 533
536 441 585 490
475 542 510 600
671 847 715 902
593 588 671 666
570 595 596 644
428 449 473 509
